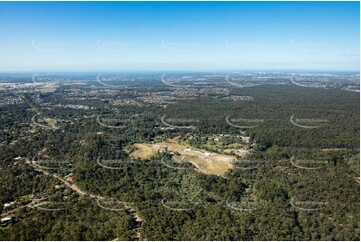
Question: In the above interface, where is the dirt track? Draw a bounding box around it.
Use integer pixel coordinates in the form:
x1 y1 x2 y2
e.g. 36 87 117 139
26 160 143 241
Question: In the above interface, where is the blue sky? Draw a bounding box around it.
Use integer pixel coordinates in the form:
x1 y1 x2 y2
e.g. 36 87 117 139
0 1 359 71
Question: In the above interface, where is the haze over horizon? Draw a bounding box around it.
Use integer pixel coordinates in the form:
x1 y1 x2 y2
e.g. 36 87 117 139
0 1 359 72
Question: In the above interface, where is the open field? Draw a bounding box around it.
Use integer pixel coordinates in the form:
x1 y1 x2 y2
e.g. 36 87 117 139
44 118 58 129
130 141 244 176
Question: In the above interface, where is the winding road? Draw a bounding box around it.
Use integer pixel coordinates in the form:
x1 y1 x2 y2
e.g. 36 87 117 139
25 159 143 241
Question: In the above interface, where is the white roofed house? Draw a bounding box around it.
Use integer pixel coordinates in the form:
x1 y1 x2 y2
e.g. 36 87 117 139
1 217 13 226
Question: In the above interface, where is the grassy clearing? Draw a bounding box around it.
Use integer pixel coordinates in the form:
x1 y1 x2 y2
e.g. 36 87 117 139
44 118 58 129
130 140 244 176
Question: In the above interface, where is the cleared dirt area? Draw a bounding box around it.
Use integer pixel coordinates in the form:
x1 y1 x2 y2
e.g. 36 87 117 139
131 143 158 159
45 118 58 129
130 141 241 176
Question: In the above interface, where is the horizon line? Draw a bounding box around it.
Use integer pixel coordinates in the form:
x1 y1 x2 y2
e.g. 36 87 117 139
0 69 360 74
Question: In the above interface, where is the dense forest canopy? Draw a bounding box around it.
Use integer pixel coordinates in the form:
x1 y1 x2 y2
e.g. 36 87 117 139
0 72 359 240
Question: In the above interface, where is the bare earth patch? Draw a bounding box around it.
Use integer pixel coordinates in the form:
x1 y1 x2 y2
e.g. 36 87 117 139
130 140 246 176
45 118 58 129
